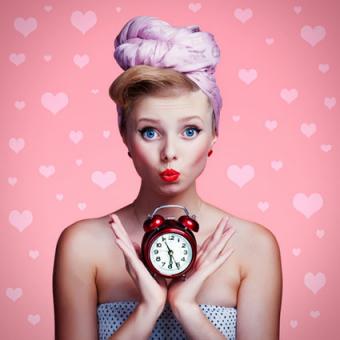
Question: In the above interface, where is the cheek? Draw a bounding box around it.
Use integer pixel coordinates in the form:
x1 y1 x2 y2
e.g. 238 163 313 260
186 144 209 171
189 142 209 160
130 142 156 173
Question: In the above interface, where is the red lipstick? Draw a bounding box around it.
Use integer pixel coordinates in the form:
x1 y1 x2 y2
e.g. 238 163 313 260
159 168 180 182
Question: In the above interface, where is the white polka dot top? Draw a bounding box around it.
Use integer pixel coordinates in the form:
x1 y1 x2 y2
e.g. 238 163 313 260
97 301 237 339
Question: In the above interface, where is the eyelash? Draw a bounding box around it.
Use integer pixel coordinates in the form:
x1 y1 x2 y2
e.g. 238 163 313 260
138 126 202 140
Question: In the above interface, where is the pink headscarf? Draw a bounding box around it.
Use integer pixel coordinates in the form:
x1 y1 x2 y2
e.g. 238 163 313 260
113 16 222 135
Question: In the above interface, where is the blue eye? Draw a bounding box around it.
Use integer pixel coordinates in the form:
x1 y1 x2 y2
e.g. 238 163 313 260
138 127 158 140
138 126 202 140
184 127 201 138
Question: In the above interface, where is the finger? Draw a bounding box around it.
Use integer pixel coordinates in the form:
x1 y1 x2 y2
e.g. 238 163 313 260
199 247 235 279
132 241 142 259
196 225 224 264
212 247 235 270
111 225 135 255
197 234 212 257
115 238 143 270
111 216 137 255
204 216 230 253
115 238 146 281
210 217 232 246
197 227 235 269
115 238 135 260
209 227 236 258
122 252 137 281
196 217 231 264
195 240 211 267
110 214 129 237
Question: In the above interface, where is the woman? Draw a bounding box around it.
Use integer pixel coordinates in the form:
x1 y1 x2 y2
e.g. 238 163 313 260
53 16 282 340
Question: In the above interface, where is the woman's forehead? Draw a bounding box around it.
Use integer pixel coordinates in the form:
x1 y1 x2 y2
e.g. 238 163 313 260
132 90 212 121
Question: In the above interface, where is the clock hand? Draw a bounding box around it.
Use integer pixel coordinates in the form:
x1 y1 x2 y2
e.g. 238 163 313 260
164 240 177 269
164 240 171 253
169 253 173 266
172 254 181 269
164 241 176 258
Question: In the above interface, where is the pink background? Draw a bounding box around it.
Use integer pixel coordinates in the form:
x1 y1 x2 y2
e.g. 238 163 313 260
1 0 339 339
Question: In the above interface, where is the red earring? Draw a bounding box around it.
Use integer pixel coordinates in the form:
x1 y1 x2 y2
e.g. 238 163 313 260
208 150 213 157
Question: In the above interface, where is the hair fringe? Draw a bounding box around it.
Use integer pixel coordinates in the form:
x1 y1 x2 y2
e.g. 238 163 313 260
108 65 213 135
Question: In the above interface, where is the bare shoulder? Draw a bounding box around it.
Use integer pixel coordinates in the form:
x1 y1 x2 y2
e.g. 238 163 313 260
57 203 133 253
231 214 280 248
53 217 114 339
58 216 110 244
231 214 282 277
211 204 279 247
208 204 281 277
55 216 115 265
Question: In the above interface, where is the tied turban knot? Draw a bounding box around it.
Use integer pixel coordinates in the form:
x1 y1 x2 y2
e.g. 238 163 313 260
113 15 222 135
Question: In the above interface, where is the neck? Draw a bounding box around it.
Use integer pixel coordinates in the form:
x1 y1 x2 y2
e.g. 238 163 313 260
131 180 204 222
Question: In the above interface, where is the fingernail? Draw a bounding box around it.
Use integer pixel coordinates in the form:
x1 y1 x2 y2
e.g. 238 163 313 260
109 214 115 224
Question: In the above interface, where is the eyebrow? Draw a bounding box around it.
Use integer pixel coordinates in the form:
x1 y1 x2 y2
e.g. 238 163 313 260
137 115 204 123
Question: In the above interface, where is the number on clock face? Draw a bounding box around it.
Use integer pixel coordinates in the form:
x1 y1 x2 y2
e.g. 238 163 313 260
149 232 193 275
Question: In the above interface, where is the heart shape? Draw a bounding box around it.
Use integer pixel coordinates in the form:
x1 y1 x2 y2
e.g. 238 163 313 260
41 92 69 114
188 3 202 13
300 123 316 137
39 165 55 178
9 53 26 65
227 165 255 188
304 272 326 294
324 97 336 110
9 210 33 232
293 193 323 218
9 137 25 153
300 25 326 47
71 10 97 34
91 171 117 189
280 88 298 104
234 8 253 23
238 68 257 85
6 288 23 302
14 17 38 37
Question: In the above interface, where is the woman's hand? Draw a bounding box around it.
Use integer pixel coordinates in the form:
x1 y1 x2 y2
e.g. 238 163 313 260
167 215 236 309
109 214 168 311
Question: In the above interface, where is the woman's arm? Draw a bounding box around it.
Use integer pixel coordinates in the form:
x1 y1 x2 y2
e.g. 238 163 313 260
172 224 282 340
236 224 283 340
53 222 98 340
108 302 163 340
167 215 236 339
172 303 228 339
108 214 168 339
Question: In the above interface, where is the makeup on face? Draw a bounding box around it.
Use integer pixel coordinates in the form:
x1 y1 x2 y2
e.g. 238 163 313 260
159 168 180 182
127 92 215 188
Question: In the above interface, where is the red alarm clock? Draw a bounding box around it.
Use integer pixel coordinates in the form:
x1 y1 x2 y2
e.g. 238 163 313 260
141 204 199 280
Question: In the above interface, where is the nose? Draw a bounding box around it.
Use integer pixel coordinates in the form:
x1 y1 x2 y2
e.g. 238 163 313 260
160 134 177 164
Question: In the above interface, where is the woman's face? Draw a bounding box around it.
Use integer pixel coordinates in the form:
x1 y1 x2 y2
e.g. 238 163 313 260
122 89 217 195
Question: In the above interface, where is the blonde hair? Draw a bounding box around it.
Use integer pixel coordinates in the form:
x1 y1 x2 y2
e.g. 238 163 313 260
108 65 214 136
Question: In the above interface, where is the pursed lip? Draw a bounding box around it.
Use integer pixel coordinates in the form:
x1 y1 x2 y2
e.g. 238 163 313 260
159 168 180 176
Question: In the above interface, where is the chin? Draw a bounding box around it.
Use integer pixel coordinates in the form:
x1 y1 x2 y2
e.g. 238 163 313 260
158 179 195 197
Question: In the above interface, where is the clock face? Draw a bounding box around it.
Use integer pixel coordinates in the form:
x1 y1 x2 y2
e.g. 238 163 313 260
149 232 193 275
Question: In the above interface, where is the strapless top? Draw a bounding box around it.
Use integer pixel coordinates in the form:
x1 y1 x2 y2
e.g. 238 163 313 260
97 301 237 339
